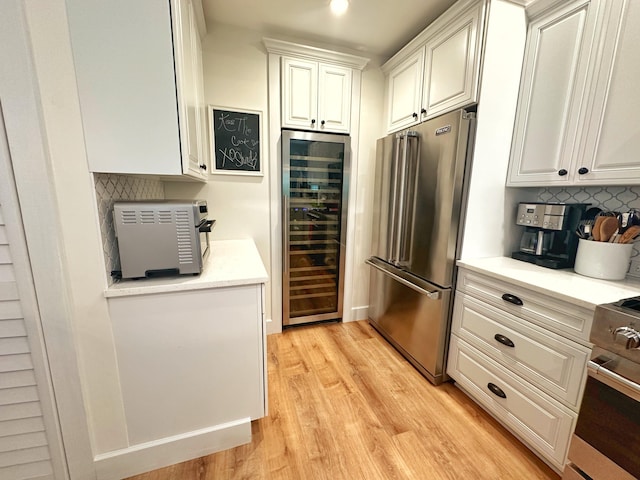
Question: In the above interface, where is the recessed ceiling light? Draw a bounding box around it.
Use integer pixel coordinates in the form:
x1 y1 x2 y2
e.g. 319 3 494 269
330 0 349 16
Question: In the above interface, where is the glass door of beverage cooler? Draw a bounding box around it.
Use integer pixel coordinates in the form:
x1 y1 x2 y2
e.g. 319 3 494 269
282 130 350 326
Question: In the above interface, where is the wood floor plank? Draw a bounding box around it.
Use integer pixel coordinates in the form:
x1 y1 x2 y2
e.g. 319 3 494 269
126 321 560 480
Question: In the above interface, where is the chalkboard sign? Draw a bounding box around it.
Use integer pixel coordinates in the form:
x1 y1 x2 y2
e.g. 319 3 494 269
209 106 262 176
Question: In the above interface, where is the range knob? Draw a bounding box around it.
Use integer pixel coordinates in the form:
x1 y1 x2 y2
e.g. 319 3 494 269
613 326 640 349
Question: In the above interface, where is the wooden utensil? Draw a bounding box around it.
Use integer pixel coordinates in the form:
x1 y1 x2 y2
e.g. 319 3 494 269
599 216 619 242
592 216 605 241
619 225 640 244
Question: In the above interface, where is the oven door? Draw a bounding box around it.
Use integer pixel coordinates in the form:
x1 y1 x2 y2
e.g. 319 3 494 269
565 350 640 480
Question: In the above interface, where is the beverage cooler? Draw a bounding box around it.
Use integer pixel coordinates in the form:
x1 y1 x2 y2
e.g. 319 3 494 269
281 130 350 326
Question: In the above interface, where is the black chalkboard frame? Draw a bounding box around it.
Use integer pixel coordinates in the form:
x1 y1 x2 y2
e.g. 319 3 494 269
208 105 263 176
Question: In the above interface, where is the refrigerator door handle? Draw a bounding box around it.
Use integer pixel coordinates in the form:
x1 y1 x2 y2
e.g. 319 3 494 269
394 132 411 265
397 133 418 266
366 259 441 300
388 134 402 262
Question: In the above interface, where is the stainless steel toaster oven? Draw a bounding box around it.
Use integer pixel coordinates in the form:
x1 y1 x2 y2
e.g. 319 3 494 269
113 200 214 279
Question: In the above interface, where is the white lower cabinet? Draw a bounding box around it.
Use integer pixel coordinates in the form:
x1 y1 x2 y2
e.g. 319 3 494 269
448 267 591 471
448 336 576 469
453 292 590 406
107 284 266 445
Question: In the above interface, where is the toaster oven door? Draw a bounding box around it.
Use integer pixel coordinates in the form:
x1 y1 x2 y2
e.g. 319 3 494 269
198 219 215 261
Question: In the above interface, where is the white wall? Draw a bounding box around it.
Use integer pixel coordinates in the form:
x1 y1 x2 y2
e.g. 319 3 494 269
166 23 386 328
164 23 273 324
461 0 534 259
349 68 385 319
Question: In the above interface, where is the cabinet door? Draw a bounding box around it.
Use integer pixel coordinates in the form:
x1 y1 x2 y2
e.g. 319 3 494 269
577 1 640 184
452 292 590 408
108 284 266 445
173 0 207 180
447 335 576 470
422 1 483 119
317 64 352 133
386 50 424 133
507 0 598 186
193 12 208 175
66 0 183 175
282 58 319 130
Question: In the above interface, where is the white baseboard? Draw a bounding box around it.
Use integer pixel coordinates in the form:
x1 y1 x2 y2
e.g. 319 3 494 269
344 305 368 322
266 317 281 335
94 418 251 480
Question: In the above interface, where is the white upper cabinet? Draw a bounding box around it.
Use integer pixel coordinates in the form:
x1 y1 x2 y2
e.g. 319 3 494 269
66 0 207 180
383 0 486 133
507 0 599 186
175 0 208 178
281 58 319 130
318 64 352 133
386 50 425 132
576 0 640 184
282 57 352 133
508 0 637 186
422 1 483 118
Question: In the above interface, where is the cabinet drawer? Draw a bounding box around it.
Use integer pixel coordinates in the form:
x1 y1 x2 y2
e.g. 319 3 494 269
457 269 593 343
447 335 576 470
452 292 589 408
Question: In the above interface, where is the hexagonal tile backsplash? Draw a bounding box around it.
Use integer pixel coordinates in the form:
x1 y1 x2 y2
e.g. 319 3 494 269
94 173 165 284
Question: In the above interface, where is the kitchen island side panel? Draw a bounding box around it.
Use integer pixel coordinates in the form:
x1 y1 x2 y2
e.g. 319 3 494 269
108 283 265 445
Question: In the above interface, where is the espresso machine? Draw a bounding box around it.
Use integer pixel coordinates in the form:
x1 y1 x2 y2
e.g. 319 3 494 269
512 202 589 269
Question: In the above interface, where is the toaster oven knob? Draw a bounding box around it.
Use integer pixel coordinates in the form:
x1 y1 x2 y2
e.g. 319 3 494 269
613 326 640 349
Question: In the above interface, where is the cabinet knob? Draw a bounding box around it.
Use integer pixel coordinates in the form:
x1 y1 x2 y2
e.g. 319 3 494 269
558 169 567 176
578 167 589 175
321 120 325 126
412 112 418 119
311 119 316 125
421 108 427 115
200 164 207 171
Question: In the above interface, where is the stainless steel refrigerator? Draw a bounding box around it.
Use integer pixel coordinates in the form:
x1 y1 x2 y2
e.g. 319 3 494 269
367 109 476 385
282 130 350 327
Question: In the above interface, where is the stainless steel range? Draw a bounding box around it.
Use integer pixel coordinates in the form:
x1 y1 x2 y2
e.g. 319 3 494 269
563 297 640 480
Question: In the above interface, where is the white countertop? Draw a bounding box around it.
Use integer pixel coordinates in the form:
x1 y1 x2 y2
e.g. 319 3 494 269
105 239 268 298
457 256 640 310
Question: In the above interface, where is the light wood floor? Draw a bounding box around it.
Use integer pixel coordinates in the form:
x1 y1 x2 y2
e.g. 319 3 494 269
126 321 560 480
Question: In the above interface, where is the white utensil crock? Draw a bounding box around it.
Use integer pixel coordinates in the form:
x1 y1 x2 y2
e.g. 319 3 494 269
574 238 633 280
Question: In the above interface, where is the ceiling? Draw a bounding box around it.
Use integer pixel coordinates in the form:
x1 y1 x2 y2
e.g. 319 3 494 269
201 0 461 61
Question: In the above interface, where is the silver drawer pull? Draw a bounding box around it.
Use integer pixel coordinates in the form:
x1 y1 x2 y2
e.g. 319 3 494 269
494 334 515 348
487 382 507 399
365 258 441 300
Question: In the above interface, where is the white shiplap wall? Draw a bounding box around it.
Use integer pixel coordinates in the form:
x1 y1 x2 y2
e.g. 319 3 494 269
0 208 55 479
